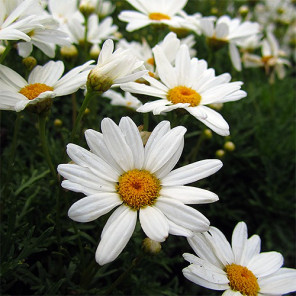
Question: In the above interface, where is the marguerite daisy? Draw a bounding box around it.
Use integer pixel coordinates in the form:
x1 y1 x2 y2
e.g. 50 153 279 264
102 89 142 110
0 0 46 42
87 39 147 93
183 221 296 295
121 44 247 136
200 15 261 71
0 60 93 113
57 117 222 265
118 0 188 32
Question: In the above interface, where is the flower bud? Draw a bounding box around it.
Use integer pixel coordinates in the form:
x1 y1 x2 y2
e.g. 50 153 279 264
215 149 225 159
203 129 213 139
224 141 235 152
87 69 113 93
54 118 63 127
22 56 37 71
239 5 249 18
60 45 78 60
79 0 95 17
142 237 161 254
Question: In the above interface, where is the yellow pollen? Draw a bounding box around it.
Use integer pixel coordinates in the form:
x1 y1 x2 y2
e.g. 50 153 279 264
117 169 161 210
149 12 171 21
167 86 201 107
261 55 273 64
19 83 54 100
148 71 155 78
225 264 259 296
146 57 155 66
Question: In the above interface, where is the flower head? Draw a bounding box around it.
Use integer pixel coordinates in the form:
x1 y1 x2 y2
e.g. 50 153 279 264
118 0 188 32
183 221 296 295
0 60 93 113
200 15 261 71
87 39 147 93
121 44 247 136
58 117 222 265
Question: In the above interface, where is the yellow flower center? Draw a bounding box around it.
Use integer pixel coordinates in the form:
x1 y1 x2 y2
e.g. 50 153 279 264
146 57 155 66
149 12 171 21
19 83 54 100
225 264 259 296
207 36 228 50
117 169 161 210
261 55 273 64
167 86 201 107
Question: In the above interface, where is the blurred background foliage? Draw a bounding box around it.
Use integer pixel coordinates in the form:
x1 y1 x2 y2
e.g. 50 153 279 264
1 0 295 295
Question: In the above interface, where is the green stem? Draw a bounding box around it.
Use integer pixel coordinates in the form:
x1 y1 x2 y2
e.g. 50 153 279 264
70 91 99 142
0 42 12 64
38 113 57 181
143 112 149 131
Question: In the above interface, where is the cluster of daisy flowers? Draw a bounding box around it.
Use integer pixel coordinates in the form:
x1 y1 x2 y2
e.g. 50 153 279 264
0 0 296 294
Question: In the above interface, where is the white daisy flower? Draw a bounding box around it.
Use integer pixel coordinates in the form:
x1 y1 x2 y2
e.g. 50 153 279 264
117 32 182 75
243 31 291 83
102 89 142 110
0 0 46 42
57 116 222 265
0 60 94 113
200 15 261 71
118 0 188 32
17 15 71 58
121 44 247 136
48 0 84 38
183 221 296 295
67 13 118 45
87 39 148 93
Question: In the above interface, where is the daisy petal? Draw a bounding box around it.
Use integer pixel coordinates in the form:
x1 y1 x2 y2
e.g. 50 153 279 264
162 159 222 186
155 197 210 232
139 206 169 242
187 233 224 268
258 268 296 294
208 227 235 266
247 251 283 277
144 126 186 173
160 186 218 204
66 143 119 182
167 219 193 237
231 222 248 264
182 266 229 290
119 117 145 169
96 206 137 265
101 118 134 171
68 193 122 222
84 129 123 174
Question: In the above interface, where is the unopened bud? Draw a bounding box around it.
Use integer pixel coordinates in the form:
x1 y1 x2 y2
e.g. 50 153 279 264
60 45 78 59
79 0 95 17
224 141 235 152
89 44 101 60
84 107 90 115
215 149 225 159
54 118 63 127
22 56 37 71
210 7 218 15
209 103 224 111
239 5 249 18
142 238 161 254
203 129 212 139
87 69 113 93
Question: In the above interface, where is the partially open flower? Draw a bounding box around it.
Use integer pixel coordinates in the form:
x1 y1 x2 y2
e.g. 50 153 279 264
87 39 147 93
